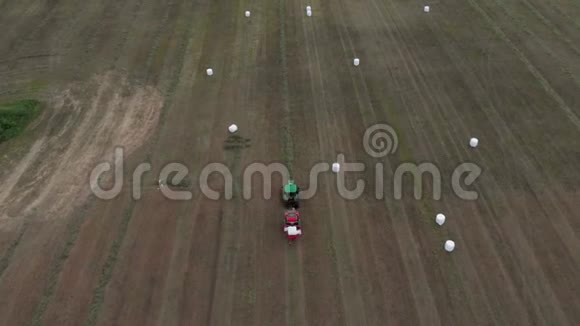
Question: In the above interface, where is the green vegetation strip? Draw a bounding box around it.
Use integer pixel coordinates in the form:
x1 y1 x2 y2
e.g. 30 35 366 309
278 0 293 173
0 99 41 143
277 1 305 324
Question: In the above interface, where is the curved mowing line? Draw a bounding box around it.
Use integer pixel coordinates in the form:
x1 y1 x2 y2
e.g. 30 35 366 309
84 1 199 325
23 0 150 324
22 0 147 324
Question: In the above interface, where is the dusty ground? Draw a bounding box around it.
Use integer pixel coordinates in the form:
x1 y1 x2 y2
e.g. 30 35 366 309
0 0 579 325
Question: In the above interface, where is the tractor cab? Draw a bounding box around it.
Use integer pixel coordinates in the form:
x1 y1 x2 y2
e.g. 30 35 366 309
284 209 300 225
282 179 300 208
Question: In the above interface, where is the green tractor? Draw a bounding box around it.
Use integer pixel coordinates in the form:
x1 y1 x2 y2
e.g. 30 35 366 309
282 179 300 208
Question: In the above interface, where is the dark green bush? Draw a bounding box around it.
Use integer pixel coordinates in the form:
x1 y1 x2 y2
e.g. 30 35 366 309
0 99 41 143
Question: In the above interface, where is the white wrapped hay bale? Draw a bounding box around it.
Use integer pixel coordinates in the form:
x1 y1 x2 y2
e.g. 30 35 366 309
424 6 430 13
287 226 300 235
435 213 446 226
306 5 311 11
228 124 238 133
206 68 214 76
332 162 340 173
306 9 312 17
353 58 360 66
469 137 479 148
245 10 251 17
444 240 455 252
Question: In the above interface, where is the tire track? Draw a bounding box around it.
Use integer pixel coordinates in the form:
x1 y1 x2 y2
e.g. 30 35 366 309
291 1 347 325
6 73 120 326
150 2 220 325
154 1 248 324
475 0 580 180
362 0 520 324
353 1 463 324
485 0 580 93
307 38 396 320
389 2 538 322
0 0 71 66
140 0 180 85
328 0 451 323
369 0 468 315
445 3 580 322
0 224 26 279
521 0 580 55
199 0 265 324
412 3 546 323
0 0 72 97
457 1 580 227
398 2 576 323
466 0 580 131
248 4 294 325
82 0 200 324
377 1 559 324
472 7 580 188
545 0 580 31
0 0 44 57
124 0 254 324
227 1 271 324
296 1 372 324
37 0 184 323
280 1 309 326
284 2 348 325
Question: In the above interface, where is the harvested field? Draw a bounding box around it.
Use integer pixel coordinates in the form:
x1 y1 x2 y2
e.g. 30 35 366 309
0 0 579 325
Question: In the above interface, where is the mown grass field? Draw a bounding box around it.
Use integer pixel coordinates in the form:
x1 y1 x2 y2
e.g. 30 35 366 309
0 0 579 325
